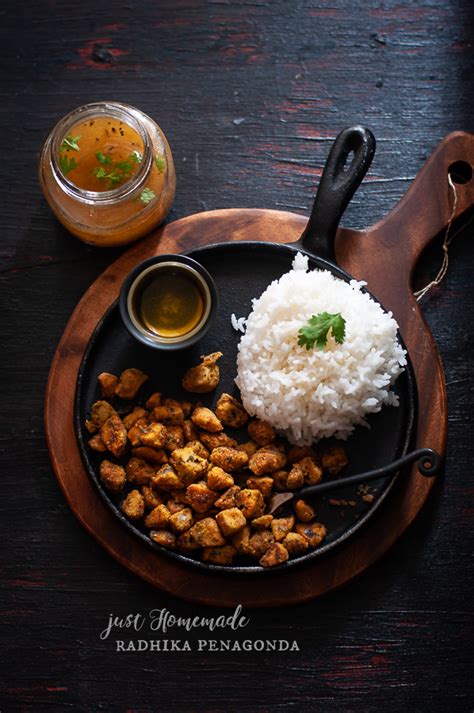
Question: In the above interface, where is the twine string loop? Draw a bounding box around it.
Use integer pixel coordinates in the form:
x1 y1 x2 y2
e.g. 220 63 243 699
414 173 459 301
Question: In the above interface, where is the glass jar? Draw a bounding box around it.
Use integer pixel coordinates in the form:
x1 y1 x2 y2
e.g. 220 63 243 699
39 102 176 247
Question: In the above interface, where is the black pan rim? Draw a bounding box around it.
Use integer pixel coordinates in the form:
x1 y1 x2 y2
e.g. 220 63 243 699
74 240 417 576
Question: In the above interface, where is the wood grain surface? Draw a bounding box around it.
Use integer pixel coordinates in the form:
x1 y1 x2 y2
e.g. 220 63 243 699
2 0 474 711
44 129 474 609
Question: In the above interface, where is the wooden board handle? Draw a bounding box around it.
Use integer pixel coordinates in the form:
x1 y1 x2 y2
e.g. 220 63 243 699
335 131 474 316
366 131 474 277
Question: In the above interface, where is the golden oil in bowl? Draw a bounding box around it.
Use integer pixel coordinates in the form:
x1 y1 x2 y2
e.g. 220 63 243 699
121 257 216 350
134 267 205 338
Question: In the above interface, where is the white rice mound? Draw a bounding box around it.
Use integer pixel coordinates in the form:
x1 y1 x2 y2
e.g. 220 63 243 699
235 253 407 445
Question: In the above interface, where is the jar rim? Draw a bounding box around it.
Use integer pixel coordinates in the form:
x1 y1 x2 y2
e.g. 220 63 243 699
49 101 154 205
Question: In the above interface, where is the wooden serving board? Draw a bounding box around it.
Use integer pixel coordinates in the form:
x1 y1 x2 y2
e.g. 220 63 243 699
45 132 474 607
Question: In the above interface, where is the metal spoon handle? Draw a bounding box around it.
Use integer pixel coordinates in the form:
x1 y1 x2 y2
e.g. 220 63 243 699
300 447 441 499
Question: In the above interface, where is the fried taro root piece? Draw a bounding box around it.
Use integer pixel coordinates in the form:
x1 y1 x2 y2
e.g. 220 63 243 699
100 413 128 457
164 397 187 413
174 529 199 553
121 489 145 520
232 525 251 554
182 352 223 393
170 447 208 485
150 530 176 549
185 440 209 459
131 446 168 466
237 489 265 519
174 489 190 504
164 425 185 452
210 446 248 472
186 482 218 513
144 504 170 530
207 466 234 491
299 457 323 485
146 392 162 409
287 445 315 464
272 470 289 491
321 445 349 475
88 433 107 452
191 406 223 433
125 457 155 486
216 507 247 536
138 422 167 449
115 368 148 400
141 485 163 510
202 546 236 565
98 372 118 399
169 507 194 533
294 499 316 523
237 440 258 458
247 419 276 446
183 419 199 442
283 532 309 555
181 401 193 418
215 393 249 428
127 418 149 447
271 516 295 542
248 445 287 475
296 522 327 547
166 498 186 514
153 402 184 425
200 431 237 450
214 485 241 509
152 464 182 491
286 463 305 490
100 460 126 494
251 514 273 529
246 476 273 499
85 400 116 433
259 542 289 568
123 407 147 430
188 517 225 547
248 530 274 559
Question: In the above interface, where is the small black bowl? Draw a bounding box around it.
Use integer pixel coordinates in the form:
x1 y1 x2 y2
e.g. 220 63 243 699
119 254 219 351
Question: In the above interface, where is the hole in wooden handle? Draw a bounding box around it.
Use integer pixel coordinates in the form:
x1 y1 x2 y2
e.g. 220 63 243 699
448 160 472 185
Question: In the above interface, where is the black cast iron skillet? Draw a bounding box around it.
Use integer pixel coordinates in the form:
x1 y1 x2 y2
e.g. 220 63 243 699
75 126 440 575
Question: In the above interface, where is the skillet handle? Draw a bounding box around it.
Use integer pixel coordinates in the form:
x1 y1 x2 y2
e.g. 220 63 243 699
299 448 442 500
300 126 376 262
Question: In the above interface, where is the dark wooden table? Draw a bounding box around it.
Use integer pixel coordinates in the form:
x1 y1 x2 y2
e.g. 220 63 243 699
1 1 473 711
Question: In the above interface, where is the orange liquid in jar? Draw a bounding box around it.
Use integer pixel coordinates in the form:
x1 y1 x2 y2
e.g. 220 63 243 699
59 116 144 191
39 103 176 247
